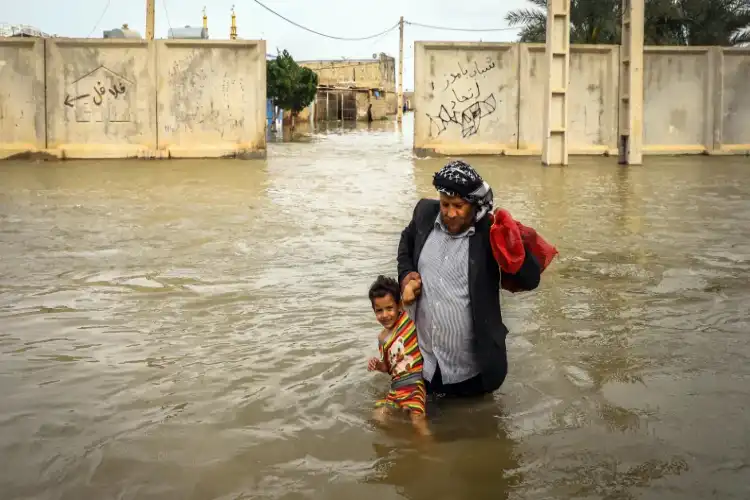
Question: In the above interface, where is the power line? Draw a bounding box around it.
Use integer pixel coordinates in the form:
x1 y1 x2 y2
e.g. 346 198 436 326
162 0 173 32
86 0 111 38
405 21 519 32
249 1 517 42
252 0 399 40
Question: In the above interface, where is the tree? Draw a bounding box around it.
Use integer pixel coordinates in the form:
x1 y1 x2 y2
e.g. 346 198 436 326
267 50 318 127
677 0 750 45
505 0 750 46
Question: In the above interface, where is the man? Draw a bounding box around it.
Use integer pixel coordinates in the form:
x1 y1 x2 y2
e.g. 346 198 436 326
397 160 541 398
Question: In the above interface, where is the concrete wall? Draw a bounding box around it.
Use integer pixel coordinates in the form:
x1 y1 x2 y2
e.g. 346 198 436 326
519 44 619 155
414 42 520 156
404 91 414 110
643 47 714 154
46 38 156 159
718 48 750 153
157 40 265 158
413 41 750 157
0 38 266 160
0 38 46 157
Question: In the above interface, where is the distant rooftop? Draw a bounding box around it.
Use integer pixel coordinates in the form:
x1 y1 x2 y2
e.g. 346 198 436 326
168 26 208 39
297 52 394 65
103 23 142 39
0 23 51 38
298 58 393 65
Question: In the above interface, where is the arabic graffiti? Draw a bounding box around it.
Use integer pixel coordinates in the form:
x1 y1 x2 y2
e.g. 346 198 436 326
424 54 500 139
64 80 127 108
429 57 497 93
452 81 480 103
64 65 134 124
428 93 497 138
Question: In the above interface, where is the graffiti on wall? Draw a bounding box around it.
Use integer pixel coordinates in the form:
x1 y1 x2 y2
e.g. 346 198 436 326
425 56 499 138
64 65 133 123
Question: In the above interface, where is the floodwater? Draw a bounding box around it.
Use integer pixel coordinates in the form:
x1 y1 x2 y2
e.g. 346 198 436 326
1 114 749 500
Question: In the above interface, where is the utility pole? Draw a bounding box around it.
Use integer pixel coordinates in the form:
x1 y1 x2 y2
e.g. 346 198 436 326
541 0 570 166
146 0 155 40
618 0 645 165
397 16 404 123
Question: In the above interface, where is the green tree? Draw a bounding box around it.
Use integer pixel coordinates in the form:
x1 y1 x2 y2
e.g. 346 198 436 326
505 0 750 46
267 50 318 127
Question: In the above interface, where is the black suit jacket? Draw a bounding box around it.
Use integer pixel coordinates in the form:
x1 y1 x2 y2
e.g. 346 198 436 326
397 199 541 393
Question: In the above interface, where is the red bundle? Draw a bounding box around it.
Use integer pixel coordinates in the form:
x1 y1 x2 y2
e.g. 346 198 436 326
489 208 558 292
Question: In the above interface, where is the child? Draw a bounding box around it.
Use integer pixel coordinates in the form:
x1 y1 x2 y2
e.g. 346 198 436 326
367 275 430 437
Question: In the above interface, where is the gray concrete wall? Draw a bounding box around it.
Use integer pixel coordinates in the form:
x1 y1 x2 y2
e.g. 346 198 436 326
0 38 266 160
46 38 156 159
519 44 619 155
414 42 520 156
0 38 46 159
413 41 750 157
719 48 750 152
643 47 713 154
157 40 266 158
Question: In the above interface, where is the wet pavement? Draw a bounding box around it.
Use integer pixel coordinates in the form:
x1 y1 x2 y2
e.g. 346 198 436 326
1 114 749 499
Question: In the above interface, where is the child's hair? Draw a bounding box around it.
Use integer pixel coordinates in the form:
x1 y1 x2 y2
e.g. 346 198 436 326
368 275 401 306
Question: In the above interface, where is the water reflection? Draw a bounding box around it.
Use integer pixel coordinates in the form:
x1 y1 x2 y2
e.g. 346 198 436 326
366 399 522 500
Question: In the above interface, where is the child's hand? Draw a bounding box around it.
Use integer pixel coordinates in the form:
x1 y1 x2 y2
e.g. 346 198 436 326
402 277 422 306
367 357 382 372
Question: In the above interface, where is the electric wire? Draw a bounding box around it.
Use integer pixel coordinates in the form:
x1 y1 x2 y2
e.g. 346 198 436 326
252 0 400 40
86 0 112 38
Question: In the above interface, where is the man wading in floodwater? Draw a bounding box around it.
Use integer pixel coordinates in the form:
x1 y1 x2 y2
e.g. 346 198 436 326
397 160 541 398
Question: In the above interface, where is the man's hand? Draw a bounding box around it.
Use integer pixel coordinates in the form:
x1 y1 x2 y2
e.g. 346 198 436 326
367 357 386 372
402 272 422 306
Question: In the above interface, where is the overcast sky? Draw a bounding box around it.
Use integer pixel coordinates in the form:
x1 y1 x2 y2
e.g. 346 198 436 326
3 0 529 89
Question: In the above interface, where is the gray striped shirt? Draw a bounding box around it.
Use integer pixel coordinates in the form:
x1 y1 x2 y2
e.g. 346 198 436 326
408 214 479 384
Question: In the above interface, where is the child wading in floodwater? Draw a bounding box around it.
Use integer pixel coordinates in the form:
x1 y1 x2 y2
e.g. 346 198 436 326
367 275 430 437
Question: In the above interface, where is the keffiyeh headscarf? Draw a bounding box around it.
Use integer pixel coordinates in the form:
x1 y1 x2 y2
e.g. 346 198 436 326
432 160 494 221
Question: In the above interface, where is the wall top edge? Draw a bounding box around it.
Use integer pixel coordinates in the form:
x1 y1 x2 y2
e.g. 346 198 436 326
50 38 148 47
161 39 264 48
722 47 750 55
44 38 265 48
412 42 740 53
415 41 517 50
0 38 40 46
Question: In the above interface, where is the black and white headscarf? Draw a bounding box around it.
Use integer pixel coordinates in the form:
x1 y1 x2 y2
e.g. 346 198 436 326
432 160 494 221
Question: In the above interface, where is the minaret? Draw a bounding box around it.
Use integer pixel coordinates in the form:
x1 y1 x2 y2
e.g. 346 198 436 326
202 6 208 38
230 5 237 40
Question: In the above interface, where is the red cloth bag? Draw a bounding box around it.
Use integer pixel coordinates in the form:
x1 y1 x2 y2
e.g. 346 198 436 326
489 208 558 292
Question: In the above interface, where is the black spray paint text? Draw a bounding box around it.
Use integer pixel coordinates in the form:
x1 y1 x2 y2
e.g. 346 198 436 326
64 81 127 108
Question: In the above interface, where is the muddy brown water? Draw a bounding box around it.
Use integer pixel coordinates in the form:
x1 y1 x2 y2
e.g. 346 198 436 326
1 115 749 499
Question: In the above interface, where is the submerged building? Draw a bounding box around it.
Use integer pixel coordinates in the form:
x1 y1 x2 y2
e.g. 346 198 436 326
298 53 397 122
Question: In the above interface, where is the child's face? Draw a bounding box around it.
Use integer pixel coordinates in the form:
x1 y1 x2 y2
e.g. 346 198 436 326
373 294 401 330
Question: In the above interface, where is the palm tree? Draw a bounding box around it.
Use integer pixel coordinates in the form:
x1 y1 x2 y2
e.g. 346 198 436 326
505 0 750 46
677 0 750 45
505 0 623 43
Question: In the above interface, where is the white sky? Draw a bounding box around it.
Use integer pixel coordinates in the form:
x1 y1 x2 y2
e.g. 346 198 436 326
3 0 529 89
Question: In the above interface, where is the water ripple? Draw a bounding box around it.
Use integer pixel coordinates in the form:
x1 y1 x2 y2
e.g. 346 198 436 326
0 118 749 499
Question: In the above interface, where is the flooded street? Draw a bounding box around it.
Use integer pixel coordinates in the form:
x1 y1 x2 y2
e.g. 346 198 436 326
1 114 749 499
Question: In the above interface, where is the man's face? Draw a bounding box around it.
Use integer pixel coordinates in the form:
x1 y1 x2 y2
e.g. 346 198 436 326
439 193 474 234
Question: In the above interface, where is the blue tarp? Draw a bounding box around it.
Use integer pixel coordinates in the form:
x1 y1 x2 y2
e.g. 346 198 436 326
266 99 274 126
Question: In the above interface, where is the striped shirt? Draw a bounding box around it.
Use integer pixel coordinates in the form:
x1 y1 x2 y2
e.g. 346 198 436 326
378 311 423 390
409 214 478 385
